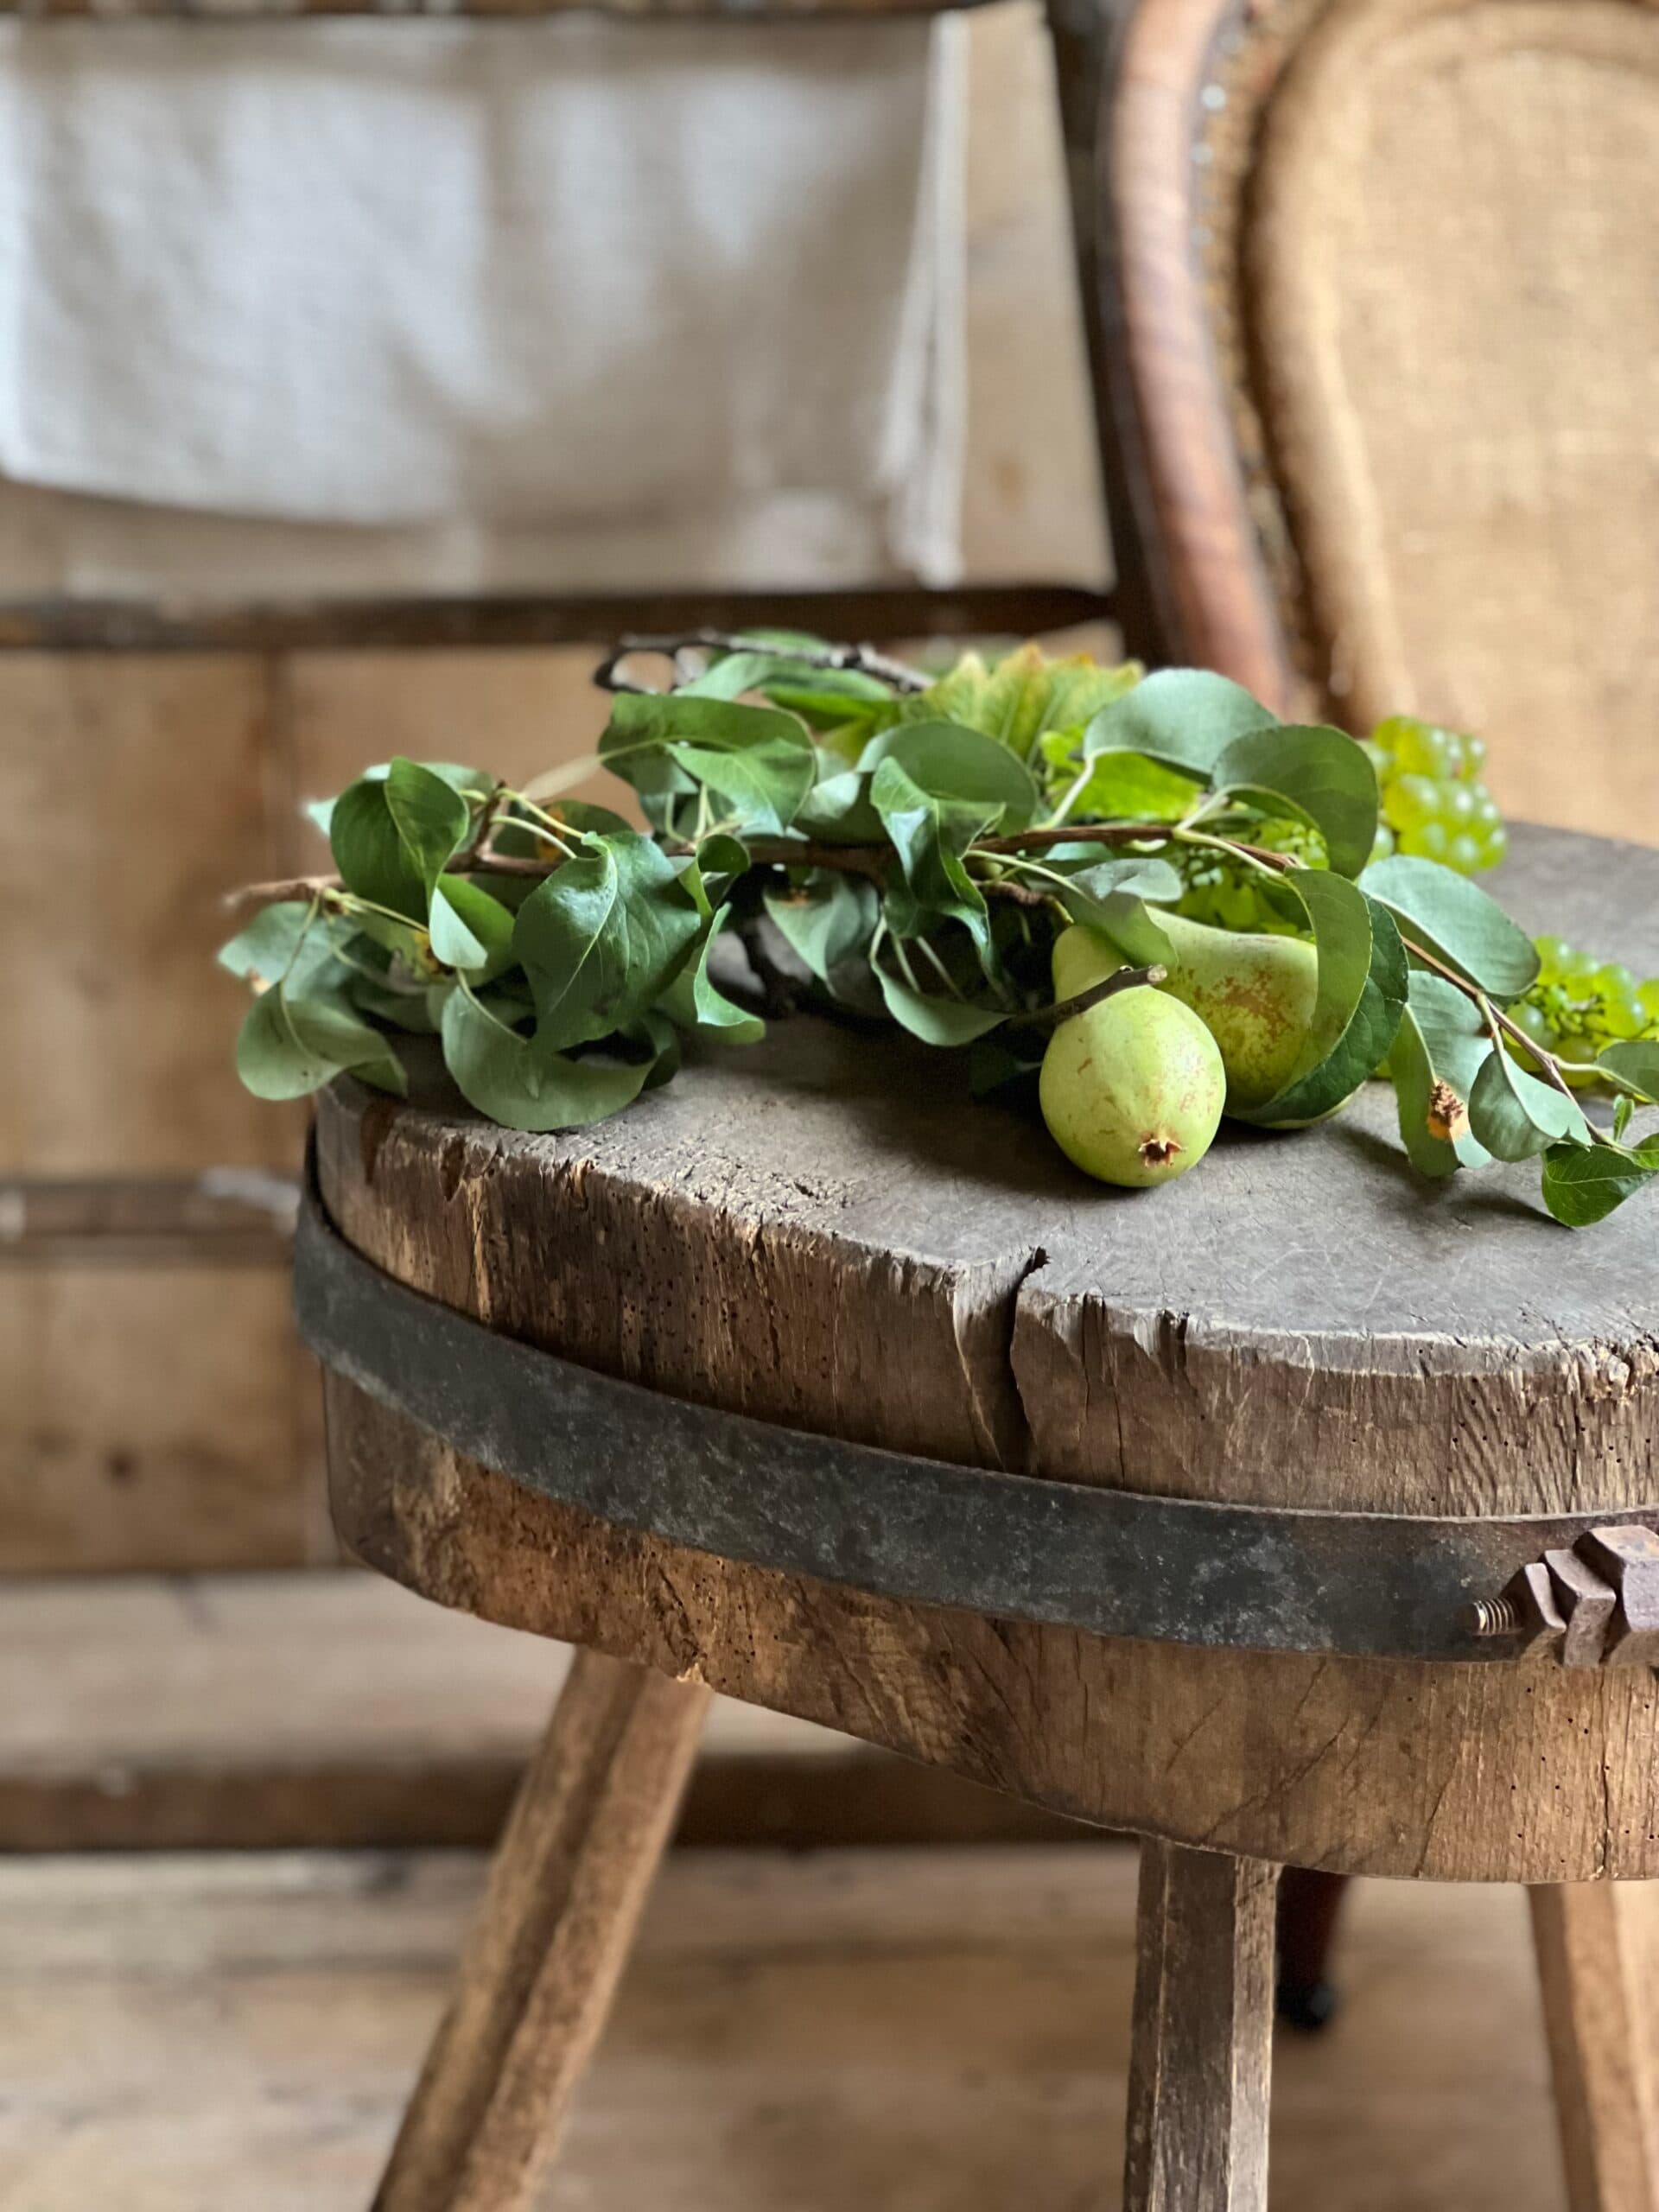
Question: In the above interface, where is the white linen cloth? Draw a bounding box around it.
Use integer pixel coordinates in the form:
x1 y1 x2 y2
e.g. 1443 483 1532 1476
0 17 964 595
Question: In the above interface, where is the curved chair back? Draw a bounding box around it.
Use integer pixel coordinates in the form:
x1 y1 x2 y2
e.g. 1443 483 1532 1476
1107 0 1659 831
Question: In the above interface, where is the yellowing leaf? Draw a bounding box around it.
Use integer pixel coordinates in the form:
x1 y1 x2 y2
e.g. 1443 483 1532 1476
903 645 1142 760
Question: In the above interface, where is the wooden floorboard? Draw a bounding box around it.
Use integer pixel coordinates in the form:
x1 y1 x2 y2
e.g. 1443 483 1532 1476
0 1573 1088 1851
0 1846 1580 2212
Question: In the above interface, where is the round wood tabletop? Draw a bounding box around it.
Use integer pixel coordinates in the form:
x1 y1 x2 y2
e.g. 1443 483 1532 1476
317 823 1659 1880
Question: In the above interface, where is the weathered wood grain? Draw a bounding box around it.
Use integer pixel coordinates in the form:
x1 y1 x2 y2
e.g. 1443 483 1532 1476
321 822 1659 1519
325 1380 1659 1884
0 0 996 21
0 1846 1592 2212
0 654 291 1177
0 1571 1077 1853
372 1652 708 2212
2 1262 326 1573
314 820 1659 1883
0 583 1113 654
1531 1885 1659 2212
1106 0 1295 698
1123 1844 1278 2212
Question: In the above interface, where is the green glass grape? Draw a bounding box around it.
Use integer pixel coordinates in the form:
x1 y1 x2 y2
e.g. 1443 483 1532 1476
1441 785 1478 827
1534 935 1571 979
1478 823 1509 868
1370 823 1395 863
1446 831 1484 874
1459 734 1487 779
1383 773 1441 834
1639 979 1659 1024
1394 721 1459 777
1406 818 1451 861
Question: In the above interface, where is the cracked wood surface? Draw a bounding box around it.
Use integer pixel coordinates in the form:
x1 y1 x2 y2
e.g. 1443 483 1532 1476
321 823 1659 1518
315 825 1659 1885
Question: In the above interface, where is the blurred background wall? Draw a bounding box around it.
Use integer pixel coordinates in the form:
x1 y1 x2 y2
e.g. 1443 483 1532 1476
0 3 1107 1580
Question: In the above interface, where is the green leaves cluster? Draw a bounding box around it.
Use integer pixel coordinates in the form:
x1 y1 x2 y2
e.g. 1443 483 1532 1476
220 638 1659 1227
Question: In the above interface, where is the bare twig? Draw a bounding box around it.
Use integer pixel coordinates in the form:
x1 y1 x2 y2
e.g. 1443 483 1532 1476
592 630 930 696
681 839 891 883
980 878 1056 909
1009 964 1169 1036
226 873 340 908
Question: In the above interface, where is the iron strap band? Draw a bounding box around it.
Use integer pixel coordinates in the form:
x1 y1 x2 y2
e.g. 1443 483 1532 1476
295 1178 1657 1664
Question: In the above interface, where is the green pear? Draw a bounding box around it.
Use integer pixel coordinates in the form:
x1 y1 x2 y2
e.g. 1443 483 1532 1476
1150 910 1319 1116
1040 926 1224 1187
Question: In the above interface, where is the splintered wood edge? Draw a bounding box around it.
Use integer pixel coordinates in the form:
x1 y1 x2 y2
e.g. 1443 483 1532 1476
315 1057 1659 1519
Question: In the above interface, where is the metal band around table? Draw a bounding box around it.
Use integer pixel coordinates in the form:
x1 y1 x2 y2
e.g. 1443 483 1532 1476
295 1179 1657 1666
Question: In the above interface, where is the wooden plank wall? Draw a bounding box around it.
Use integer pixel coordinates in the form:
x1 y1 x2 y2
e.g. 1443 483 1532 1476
0 4 1105 1573
5 3 1647 1573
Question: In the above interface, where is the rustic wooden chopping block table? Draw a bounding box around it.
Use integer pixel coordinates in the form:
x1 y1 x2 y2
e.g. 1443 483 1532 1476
308 823 1659 2212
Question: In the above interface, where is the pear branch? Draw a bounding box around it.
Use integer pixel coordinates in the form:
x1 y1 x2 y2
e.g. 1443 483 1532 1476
593 632 930 697
1016 963 1168 1032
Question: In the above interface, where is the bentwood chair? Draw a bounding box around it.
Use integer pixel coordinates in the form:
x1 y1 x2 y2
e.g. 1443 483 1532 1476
1103 0 1659 2179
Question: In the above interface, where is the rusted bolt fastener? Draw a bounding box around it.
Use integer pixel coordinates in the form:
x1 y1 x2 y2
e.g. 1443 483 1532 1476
1466 1558 1567 1653
1465 1529 1659 1667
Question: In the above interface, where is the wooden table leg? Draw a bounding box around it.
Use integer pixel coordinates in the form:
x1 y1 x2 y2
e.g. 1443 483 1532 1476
1123 1840 1281 2212
373 1649 712 2212
1531 1885 1656 2212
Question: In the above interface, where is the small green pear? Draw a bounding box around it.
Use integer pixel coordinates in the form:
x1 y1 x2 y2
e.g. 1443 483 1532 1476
1150 910 1319 1116
1040 926 1225 1187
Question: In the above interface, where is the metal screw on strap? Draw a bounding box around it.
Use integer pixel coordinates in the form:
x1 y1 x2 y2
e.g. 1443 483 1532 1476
1465 1530 1659 1668
1468 1594 1521 1638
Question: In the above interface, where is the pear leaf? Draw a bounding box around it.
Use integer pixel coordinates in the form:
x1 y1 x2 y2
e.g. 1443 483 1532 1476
1389 972 1494 1172
1468 1045 1591 1160
1541 1132 1659 1227
870 758 999 958
1599 1040 1659 1103
600 693 816 833
1056 856 1180 967
1082 670 1278 779
858 721 1039 828
1242 872 1407 1126
513 832 701 1054
764 874 879 983
875 966 1007 1046
902 644 1141 760
658 911 766 1043
429 877 517 982
440 987 658 1132
1211 723 1378 880
385 758 473 897
236 982 406 1102
1359 854 1540 1000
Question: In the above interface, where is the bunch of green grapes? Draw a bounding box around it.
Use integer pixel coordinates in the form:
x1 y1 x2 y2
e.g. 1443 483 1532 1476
1363 715 1506 873
1172 816 1325 934
1505 938 1659 1084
